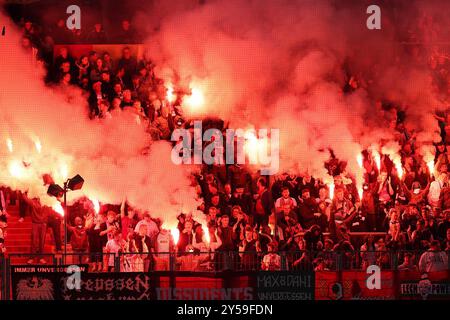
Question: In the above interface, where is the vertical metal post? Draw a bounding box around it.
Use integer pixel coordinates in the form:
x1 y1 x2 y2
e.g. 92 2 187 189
63 181 68 265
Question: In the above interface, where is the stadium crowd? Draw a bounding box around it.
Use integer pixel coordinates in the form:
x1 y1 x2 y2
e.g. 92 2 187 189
0 13 449 275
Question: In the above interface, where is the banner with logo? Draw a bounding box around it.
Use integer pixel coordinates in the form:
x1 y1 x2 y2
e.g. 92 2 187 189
253 272 315 300
11 265 157 300
315 271 395 300
398 271 450 300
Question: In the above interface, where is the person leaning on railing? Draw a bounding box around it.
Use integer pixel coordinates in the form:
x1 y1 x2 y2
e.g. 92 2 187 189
418 240 448 273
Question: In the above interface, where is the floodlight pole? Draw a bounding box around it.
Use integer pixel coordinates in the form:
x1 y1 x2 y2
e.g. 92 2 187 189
63 180 68 265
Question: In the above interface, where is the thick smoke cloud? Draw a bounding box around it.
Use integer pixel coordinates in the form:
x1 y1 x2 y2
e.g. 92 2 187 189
0 11 199 226
144 0 447 182
0 0 448 225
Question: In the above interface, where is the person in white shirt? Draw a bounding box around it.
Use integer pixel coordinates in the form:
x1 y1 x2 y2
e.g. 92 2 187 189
418 240 448 273
154 228 174 271
275 187 297 214
104 230 125 272
261 241 281 271
428 173 447 208
134 212 159 242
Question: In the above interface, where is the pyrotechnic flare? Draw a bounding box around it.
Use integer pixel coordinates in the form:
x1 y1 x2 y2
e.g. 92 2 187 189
203 224 210 243
166 84 176 103
6 138 13 153
171 228 180 246
91 198 100 215
33 137 42 153
328 182 335 200
358 186 363 200
59 163 69 181
8 160 24 179
393 158 403 179
372 150 381 171
184 87 205 110
52 202 64 217
427 159 435 177
356 154 363 169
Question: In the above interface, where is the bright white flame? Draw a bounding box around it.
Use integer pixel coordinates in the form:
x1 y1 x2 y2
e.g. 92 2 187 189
6 138 13 153
166 85 176 103
358 186 363 200
328 183 335 200
356 154 363 168
185 87 205 110
91 198 100 215
372 150 381 171
393 158 403 179
52 202 64 216
203 224 210 243
33 138 42 153
244 131 268 164
8 160 24 178
171 228 180 245
427 160 435 177
59 163 69 180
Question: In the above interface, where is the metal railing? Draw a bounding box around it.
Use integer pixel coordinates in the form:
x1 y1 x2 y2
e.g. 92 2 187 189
4 249 448 273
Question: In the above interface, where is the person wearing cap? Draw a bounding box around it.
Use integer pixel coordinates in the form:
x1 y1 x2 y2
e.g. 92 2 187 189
418 240 448 273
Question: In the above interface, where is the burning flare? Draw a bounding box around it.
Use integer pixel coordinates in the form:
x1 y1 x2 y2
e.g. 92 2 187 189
427 159 435 177
372 150 381 171
244 131 269 164
59 163 69 181
184 87 205 110
8 160 24 179
91 198 100 215
203 224 210 243
357 186 363 200
166 84 176 103
356 153 363 168
33 137 42 153
393 157 403 179
328 182 335 200
52 202 64 216
6 138 13 153
171 228 180 246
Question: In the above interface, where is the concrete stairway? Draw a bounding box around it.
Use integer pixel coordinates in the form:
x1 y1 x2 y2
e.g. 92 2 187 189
4 204 59 264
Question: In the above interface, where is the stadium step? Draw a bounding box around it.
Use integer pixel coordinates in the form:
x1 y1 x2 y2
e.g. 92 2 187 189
3 203 60 255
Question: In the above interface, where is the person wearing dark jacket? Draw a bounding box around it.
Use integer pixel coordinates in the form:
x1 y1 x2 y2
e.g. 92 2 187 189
297 188 319 229
87 215 107 272
46 209 62 252
132 224 154 272
239 226 260 270
86 23 108 43
25 197 48 264
253 178 272 230
303 225 323 252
